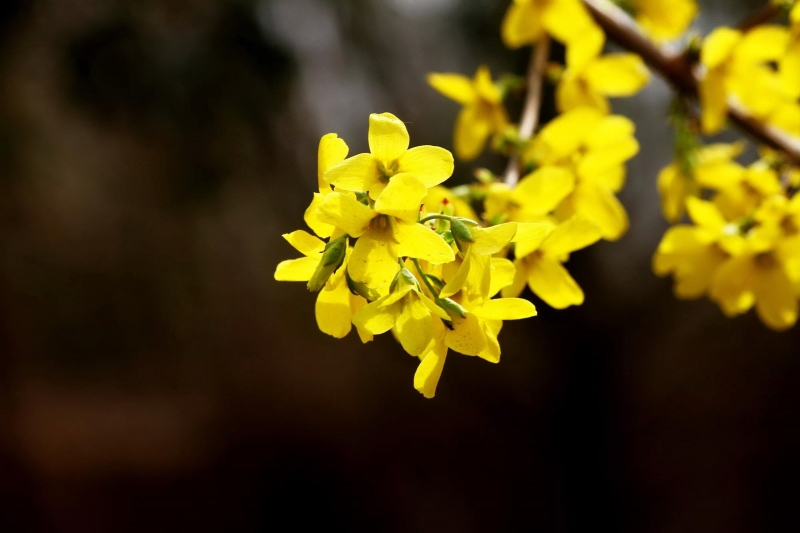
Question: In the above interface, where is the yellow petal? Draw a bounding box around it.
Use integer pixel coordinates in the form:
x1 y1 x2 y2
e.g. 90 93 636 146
501 259 529 298
318 133 349 191
571 183 629 241
527 256 585 309
780 41 800 98
454 105 492 161
394 220 455 264
566 23 605 71
472 297 537 320
324 153 381 192
709 255 756 316
474 65 503 103
348 227 399 291
755 266 799 331
699 69 729 134
427 73 477 105
352 295 401 335
394 293 435 356
304 193 335 238
315 276 353 338
445 312 488 356
369 112 409 166
489 257 518 297
414 321 448 398
540 216 602 257
397 146 454 187
635 0 697 42
439 249 470 299
585 54 650 96
657 164 689 223
734 25 790 64
537 107 603 160
470 223 518 256
686 197 726 231
542 0 596 44
513 222 553 258
317 192 376 238
274 257 320 281
556 75 610 113
420 293 451 321
373 173 427 223
283 230 326 257
701 27 741 69
501 0 543 49
512 166 576 216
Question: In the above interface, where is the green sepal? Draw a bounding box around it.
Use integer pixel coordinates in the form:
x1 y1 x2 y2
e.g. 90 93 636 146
435 297 468 318
306 235 347 292
450 219 474 243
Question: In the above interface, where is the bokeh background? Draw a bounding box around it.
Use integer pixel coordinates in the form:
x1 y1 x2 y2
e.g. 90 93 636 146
1 0 798 531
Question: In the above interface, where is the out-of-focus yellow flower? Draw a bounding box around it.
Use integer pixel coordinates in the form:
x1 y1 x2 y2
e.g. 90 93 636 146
502 0 600 50
422 185 479 222
712 161 783 220
556 41 650 113
657 142 745 222
427 66 509 161
631 0 698 42
699 26 791 134
503 216 602 308
525 107 639 240
324 112 454 200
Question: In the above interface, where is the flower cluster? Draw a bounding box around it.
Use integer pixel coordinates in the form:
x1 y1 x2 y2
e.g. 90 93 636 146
655 140 800 330
276 113 546 398
699 2 800 135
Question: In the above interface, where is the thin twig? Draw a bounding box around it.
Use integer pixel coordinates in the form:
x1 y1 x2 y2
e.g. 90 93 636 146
504 35 550 186
581 0 800 165
738 2 780 31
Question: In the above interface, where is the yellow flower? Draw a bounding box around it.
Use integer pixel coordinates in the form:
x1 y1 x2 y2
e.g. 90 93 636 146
427 66 509 161
274 230 371 341
409 227 539 397
323 112 454 201
352 266 450 356
503 216 602 308
632 0 697 42
653 198 733 299
526 107 639 240
484 166 576 223
422 185 479 222
316 189 455 292
556 49 650 113
657 142 745 223
502 0 602 59
699 26 791 134
304 133 349 238
712 161 783 220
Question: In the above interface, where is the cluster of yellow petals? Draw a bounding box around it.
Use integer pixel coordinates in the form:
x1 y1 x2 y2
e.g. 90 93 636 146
276 113 547 398
655 146 800 330
699 5 800 136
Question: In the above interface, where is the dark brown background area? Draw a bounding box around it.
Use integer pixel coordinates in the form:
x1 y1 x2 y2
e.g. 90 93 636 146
0 0 798 531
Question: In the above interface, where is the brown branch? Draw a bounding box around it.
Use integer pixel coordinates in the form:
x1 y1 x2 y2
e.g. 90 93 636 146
504 36 550 186
737 3 780 31
581 0 800 165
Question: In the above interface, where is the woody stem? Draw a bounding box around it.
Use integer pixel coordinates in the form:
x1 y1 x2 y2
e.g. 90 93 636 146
504 35 551 186
580 0 800 165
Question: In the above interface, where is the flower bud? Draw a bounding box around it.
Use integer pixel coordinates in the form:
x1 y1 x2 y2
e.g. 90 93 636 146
307 236 347 292
450 218 474 243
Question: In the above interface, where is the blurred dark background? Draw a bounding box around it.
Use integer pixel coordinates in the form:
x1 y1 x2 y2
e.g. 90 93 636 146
0 0 798 531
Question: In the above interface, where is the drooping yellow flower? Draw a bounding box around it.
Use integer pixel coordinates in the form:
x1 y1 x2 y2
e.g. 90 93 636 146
502 0 603 64
631 0 697 42
352 267 450 356
304 133 349 238
657 142 745 223
525 107 639 240
483 166 576 224
274 230 371 341
427 66 509 161
503 216 602 308
324 112 455 201
699 25 791 134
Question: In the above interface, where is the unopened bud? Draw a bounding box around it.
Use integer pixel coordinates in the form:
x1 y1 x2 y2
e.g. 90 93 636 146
436 297 468 318
307 236 347 292
450 218 474 243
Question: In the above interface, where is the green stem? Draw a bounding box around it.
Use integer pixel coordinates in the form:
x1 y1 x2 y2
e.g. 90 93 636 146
418 214 454 224
412 258 439 297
